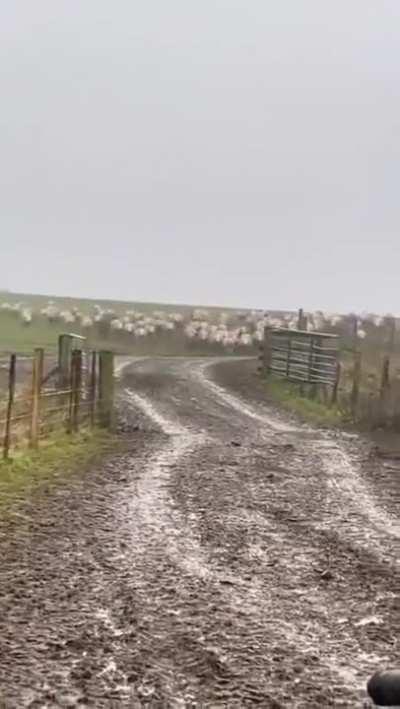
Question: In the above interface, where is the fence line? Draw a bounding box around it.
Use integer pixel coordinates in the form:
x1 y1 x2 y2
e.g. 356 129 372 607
1 342 115 460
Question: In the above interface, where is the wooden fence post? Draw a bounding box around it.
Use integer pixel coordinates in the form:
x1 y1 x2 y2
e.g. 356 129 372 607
3 354 16 460
98 351 115 429
89 351 97 427
30 348 44 449
331 361 341 405
380 355 390 401
387 317 396 354
297 308 307 331
257 345 264 374
351 315 359 351
297 309 303 330
351 351 362 419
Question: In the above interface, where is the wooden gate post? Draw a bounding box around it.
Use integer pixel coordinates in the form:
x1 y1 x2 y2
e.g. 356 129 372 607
263 327 272 374
351 351 362 419
3 354 16 460
58 334 73 388
30 348 44 449
297 318 306 394
98 351 115 429
71 349 82 433
68 350 78 434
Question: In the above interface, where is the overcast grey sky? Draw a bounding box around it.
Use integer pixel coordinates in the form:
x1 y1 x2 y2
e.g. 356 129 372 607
1 2 399 312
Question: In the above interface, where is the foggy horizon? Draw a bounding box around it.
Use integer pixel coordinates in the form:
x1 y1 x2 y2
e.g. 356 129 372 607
1 2 400 314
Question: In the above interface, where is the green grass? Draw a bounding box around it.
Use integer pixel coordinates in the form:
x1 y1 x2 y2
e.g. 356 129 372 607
265 375 346 427
0 429 119 514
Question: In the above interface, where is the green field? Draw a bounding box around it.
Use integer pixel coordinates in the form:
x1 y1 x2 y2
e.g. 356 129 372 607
0 290 244 317
0 311 135 354
0 290 258 354
0 314 68 353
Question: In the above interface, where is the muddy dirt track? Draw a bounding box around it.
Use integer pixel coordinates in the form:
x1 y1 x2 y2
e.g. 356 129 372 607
0 357 399 708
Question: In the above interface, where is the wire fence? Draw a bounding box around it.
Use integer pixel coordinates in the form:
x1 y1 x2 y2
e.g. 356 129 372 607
0 346 114 460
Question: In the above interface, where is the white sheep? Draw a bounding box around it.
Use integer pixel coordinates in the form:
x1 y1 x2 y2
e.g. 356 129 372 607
60 310 75 324
135 327 146 337
41 303 60 322
21 308 32 325
373 315 384 328
81 316 93 328
239 333 252 346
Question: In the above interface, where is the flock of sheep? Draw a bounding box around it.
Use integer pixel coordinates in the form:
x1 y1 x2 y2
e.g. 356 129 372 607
1 301 265 349
0 299 395 350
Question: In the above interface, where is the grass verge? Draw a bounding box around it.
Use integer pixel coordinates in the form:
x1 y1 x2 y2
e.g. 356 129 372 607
265 375 346 427
0 429 120 514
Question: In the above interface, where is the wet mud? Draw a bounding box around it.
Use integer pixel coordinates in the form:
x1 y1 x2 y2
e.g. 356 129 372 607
0 357 398 707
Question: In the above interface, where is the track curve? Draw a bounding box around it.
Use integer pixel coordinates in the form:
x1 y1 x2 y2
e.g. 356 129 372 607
0 356 399 707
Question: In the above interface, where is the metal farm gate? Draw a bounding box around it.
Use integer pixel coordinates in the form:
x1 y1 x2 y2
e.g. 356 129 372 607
263 328 339 396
